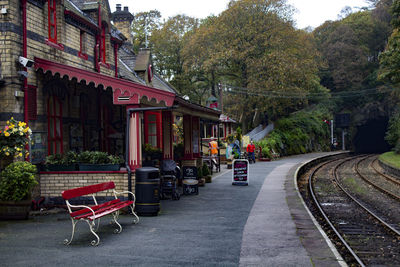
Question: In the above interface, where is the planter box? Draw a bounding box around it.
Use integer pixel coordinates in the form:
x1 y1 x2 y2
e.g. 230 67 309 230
0 200 31 220
259 158 271 162
78 164 120 171
45 164 77 171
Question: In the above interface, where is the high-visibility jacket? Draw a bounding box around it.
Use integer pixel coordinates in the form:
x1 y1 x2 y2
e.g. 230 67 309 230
247 143 255 153
209 141 218 155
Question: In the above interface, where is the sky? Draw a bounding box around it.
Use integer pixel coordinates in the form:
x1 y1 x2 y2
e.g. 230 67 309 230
109 0 370 29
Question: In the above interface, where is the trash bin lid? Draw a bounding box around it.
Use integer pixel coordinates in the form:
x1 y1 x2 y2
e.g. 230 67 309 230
183 179 198 185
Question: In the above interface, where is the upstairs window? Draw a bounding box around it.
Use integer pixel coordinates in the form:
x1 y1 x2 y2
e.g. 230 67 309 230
78 30 88 60
48 0 57 43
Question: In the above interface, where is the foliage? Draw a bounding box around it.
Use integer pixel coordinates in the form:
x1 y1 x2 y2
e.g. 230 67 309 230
131 10 162 53
0 161 37 201
143 144 162 154
197 166 203 179
255 109 330 158
235 127 242 143
76 151 124 164
202 163 210 177
314 3 392 110
150 15 199 96
45 151 77 165
385 109 400 151
0 117 32 160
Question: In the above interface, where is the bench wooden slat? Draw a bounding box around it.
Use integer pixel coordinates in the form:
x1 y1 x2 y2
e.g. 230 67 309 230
69 199 121 218
74 200 133 220
62 181 116 200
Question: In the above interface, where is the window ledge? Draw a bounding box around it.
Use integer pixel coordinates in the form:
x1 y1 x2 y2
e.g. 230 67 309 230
99 62 110 69
78 52 88 60
45 39 65 51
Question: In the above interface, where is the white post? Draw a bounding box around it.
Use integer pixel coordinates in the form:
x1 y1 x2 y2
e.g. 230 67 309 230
330 120 334 145
342 129 345 150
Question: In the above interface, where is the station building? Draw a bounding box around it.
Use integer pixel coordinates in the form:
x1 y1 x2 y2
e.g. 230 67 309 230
0 0 220 202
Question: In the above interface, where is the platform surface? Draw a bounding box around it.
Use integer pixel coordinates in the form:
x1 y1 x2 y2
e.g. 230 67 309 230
0 153 343 266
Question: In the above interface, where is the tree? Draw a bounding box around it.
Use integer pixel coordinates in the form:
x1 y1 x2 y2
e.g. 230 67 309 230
150 15 199 96
131 10 162 53
379 0 400 86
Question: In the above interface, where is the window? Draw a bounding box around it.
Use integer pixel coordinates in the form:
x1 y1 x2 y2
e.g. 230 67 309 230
78 30 88 60
144 112 162 149
47 95 63 155
47 0 57 43
46 0 64 50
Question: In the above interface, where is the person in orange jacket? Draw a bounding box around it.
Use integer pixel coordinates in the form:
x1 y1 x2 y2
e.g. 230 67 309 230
247 140 256 163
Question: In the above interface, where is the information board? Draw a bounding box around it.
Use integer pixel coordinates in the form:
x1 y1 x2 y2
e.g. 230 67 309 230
30 132 47 164
232 159 249 186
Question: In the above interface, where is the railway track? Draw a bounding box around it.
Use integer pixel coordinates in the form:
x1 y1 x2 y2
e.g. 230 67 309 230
303 155 400 266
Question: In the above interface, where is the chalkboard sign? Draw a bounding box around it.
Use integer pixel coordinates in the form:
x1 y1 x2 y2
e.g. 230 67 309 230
182 166 198 179
232 159 249 186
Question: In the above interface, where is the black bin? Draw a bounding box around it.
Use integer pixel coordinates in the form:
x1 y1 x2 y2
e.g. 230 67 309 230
135 167 160 216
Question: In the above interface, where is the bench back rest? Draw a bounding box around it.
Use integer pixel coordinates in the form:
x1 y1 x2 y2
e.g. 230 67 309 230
62 181 115 200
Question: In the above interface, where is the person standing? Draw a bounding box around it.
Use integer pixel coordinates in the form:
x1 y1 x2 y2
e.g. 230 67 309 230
247 140 256 163
209 138 219 157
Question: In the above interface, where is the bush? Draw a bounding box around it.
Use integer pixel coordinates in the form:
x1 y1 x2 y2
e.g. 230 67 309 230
0 117 32 160
45 151 77 165
256 109 330 158
202 163 210 176
0 161 37 201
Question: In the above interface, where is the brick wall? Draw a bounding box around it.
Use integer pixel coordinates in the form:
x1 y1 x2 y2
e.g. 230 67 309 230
39 172 135 204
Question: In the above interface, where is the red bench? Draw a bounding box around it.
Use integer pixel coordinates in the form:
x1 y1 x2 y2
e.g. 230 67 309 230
61 181 139 246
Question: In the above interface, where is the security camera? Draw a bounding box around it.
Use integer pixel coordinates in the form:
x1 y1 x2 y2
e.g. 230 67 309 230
18 56 34 68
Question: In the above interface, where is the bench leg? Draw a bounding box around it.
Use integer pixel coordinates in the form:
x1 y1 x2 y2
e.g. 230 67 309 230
64 218 78 245
129 204 140 224
87 220 100 246
112 211 123 234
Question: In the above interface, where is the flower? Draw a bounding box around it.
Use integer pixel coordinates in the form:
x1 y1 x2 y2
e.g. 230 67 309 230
0 117 32 159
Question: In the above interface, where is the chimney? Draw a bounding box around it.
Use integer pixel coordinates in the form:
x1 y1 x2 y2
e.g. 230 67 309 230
112 4 135 44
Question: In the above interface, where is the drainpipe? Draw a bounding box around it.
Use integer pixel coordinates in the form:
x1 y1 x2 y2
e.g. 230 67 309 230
22 0 28 124
114 43 118 78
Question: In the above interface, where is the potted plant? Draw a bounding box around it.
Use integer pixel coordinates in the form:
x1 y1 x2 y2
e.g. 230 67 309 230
0 161 37 219
197 166 205 186
202 163 212 183
77 151 123 171
259 147 272 161
44 151 77 171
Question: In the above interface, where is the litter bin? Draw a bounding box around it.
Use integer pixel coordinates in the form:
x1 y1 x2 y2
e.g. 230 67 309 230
135 167 160 216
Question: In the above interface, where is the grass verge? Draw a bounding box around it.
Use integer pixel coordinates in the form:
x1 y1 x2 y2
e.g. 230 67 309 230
379 151 400 169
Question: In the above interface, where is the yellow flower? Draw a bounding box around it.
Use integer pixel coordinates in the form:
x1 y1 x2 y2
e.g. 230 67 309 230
18 121 26 127
9 124 14 129
18 152 22 157
23 128 29 133
4 131 10 137
5 152 9 156
20 132 24 136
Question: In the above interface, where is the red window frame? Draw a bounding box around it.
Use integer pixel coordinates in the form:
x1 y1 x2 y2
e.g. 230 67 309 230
144 111 162 149
47 0 57 43
47 95 63 155
78 30 88 60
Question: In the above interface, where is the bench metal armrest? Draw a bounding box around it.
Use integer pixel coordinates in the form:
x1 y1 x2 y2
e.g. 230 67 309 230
113 190 136 202
67 202 96 218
